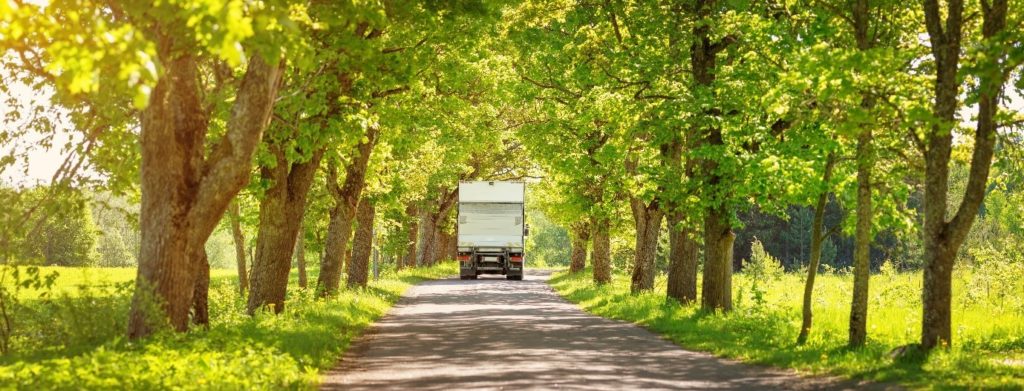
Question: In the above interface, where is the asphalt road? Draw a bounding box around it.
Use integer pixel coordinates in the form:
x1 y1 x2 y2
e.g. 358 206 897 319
320 270 893 390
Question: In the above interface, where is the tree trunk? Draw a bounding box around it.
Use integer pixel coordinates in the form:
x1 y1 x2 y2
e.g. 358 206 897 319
438 229 457 263
436 190 459 264
664 133 699 304
415 206 435 267
849 103 876 346
247 149 323 315
630 199 664 294
295 229 307 289
127 48 281 338
919 0 1005 350
191 249 210 327
319 203 353 294
316 128 379 297
419 189 458 266
403 204 420 269
347 198 375 288
229 201 248 295
569 223 590 273
701 206 734 312
798 154 835 345
591 217 612 284
666 211 699 303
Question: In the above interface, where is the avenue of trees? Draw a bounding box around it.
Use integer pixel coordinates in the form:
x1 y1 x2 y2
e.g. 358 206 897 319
504 0 1022 353
0 0 1022 362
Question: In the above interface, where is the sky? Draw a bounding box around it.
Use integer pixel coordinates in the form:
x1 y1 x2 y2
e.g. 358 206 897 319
0 79 84 187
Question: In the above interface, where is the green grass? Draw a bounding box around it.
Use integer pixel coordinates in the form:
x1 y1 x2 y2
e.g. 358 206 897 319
549 268 1024 389
9 266 239 298
0 262 457 390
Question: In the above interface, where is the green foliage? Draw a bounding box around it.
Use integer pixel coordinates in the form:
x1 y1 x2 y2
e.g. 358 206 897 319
0 262 457 388
89 192 140 268
740 238 785 308
744 238 784 282
550 268 1024 389
23 201 99 267
525 207 569 267
2 188 100 268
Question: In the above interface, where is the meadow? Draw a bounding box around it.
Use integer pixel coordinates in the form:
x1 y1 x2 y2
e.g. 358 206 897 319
549 267 1024 389
0 262 457 390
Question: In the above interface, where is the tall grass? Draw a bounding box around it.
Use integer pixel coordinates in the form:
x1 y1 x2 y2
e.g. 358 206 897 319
549 267 1024 389
0 262 457 389
10 266 239 299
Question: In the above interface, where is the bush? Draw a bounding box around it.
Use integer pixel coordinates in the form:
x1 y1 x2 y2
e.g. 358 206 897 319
745 238 784 281
0 262 457 389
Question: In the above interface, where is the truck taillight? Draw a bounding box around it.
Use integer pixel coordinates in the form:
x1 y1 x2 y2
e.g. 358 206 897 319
510 256 523 263
458 255 471 262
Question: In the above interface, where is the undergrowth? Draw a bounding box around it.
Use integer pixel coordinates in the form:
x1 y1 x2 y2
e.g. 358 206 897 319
549 267 1024 390
0 262 456 390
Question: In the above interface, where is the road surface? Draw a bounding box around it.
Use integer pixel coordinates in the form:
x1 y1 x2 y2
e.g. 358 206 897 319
321 270 893 390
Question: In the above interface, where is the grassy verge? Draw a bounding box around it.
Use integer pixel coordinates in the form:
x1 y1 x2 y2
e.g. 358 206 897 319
0 262 457 390
548 268 1024 389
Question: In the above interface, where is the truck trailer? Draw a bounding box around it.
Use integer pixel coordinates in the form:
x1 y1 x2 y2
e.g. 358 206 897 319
457 181 526 280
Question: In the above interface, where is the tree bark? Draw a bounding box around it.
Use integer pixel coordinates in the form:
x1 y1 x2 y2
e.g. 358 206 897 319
295 229 307 289
437 229 457 263
191 249 210 327
666 211 699 303
664 134 699 304
127 46 281 338
402 203 420 269
347 198 375 288
920 0 1006 350
320 200 354 294
229 201 248 295
415 204 435 267
569 223 590 273
798 154 835 345
419 188 458 266
629 198 664 294
247 148 323 315
701 206 734 312
316 127 379 297
591 217 612 284
849 129 872 347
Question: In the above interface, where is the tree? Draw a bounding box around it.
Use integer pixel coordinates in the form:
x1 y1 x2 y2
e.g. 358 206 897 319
568 222 589 273
317 129 379 297
228 201 249 295
798 155 836 344
347 197 376 288
919 0 1015 350
20 191 99 267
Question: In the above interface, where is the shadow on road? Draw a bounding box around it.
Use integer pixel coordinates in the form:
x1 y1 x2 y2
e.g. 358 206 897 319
320 271 892 390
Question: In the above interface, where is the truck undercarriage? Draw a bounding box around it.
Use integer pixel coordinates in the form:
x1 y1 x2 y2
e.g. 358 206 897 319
458 248 524 280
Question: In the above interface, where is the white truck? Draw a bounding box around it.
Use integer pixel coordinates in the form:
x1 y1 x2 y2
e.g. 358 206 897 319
457 181 527 280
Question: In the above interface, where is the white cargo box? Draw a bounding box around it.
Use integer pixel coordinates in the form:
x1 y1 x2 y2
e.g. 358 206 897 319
458 181 525 249
458 181 525 203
